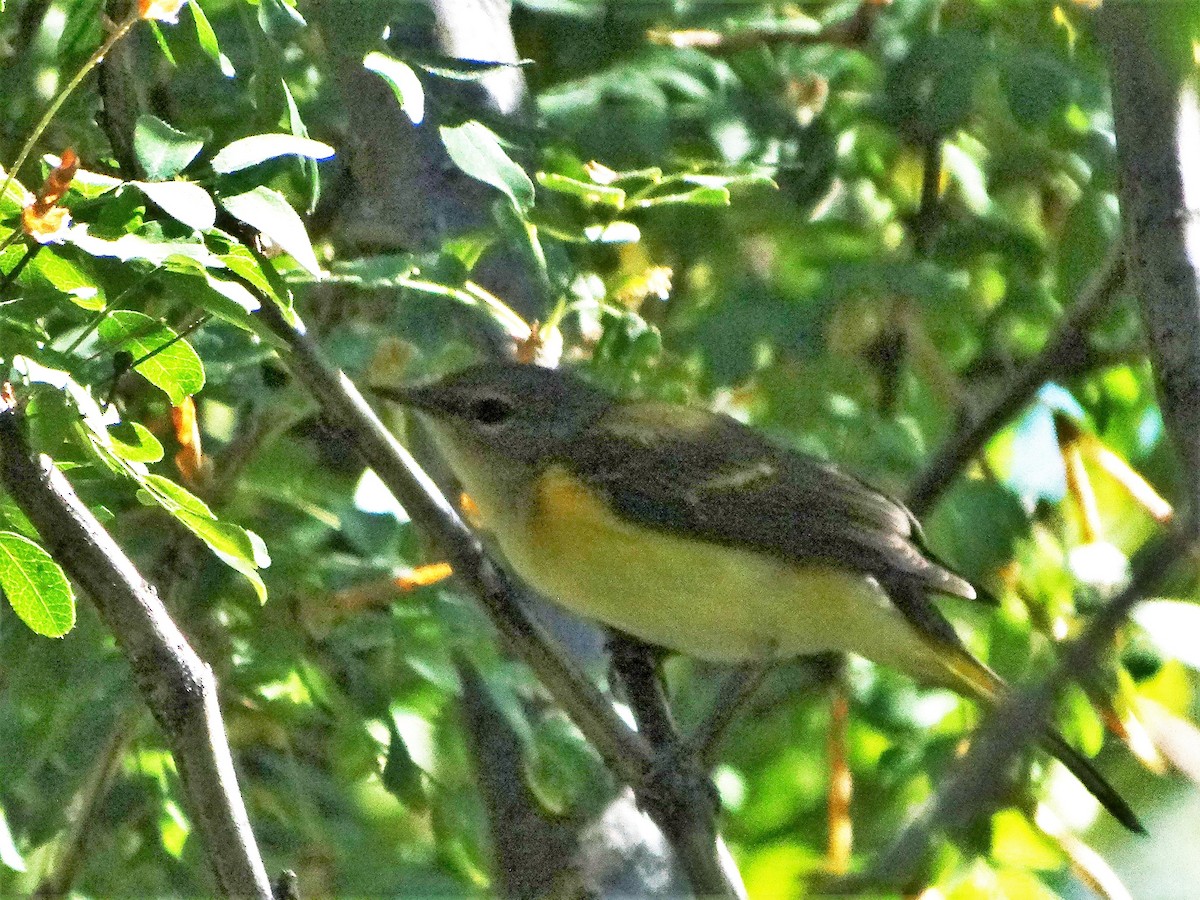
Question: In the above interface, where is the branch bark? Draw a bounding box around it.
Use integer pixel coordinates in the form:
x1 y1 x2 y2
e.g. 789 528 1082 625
1103 0 1200 520
0 402 272 900
853 5 1200 884
252 300 742 897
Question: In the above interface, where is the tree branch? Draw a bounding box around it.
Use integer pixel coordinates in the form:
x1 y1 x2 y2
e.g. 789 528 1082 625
1103 0 1200 519
34 705 139 900
454 655 577 898
0 401 272 900
852 6 1200 881
252 300 743 897
906 244 1125 519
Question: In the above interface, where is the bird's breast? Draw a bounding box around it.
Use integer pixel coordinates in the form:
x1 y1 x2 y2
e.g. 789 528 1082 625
478 466 927 665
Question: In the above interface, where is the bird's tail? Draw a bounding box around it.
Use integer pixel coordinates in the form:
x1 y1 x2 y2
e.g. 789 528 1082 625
932 644 1144 834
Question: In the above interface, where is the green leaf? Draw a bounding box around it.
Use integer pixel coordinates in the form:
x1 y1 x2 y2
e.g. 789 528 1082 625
132 180 217 230
133 115 206 180
536 172 626 207
146 20 177 66
188 0 235 77
364 52 425 125
382 719 428 811
1002 49 1075 129
159 799 190 859
201 271 262 315
97 310 205 404
582 221 640 243
30 251 105 309
138 475 270 602
220 187 322 276
108 421 165 463
281 80 320 214
0 531 76 638
0 163 26 213
634 185 730 208
210 134 335 174
257 0 306 36
440 121 534 211
67 224 222 267
12 356 112 446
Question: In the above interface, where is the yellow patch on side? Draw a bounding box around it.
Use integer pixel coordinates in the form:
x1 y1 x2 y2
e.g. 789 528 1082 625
496 466 951 671
534 467 607 526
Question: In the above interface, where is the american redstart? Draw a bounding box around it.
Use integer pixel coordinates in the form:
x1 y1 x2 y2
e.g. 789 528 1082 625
384 361 1141 833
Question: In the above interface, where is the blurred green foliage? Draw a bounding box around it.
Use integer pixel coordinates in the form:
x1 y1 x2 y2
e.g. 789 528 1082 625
1 0 1198 897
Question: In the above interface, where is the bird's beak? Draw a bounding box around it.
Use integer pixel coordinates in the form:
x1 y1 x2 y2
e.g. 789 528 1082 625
373 384 445 417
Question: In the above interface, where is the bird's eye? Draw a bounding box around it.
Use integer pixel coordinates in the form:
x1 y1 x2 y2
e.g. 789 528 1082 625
469 395 514 426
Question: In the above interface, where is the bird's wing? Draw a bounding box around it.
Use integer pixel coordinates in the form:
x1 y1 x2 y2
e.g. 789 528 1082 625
563 401 978 642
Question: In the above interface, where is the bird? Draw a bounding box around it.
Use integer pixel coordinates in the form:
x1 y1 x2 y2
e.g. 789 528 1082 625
383 360 1141 832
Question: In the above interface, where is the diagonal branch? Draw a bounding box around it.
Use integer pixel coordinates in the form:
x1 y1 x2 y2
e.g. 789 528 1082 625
858 4 1200 881
0 401 272 899
252 300 742 897
907 245 1125 519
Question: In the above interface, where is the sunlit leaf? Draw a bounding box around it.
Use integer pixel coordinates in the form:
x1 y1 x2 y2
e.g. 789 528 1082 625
108 420 165 464
133 114 205 180
210 134 335 174
188 0 235 76
1133 600 1200 671
633 185 730 208
440 121 534 211
30 250 104 309
158 799 190 858
220 186 322 276
137 474 270 602
0 806 25 873
382 720 428 811
257 0 306 35
0 531 76 638
132 180 217 230
364 52 425 125
97 310 205 404
536 171 626 207
67 225 222 267
402 47 532 81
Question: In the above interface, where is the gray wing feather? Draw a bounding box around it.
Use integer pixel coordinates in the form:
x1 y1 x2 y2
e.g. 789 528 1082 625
563 405 977 613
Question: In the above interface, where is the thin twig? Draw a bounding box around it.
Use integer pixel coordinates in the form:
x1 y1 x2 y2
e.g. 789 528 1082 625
826 682 853 876
0 400 272 900
906 244 1126 518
